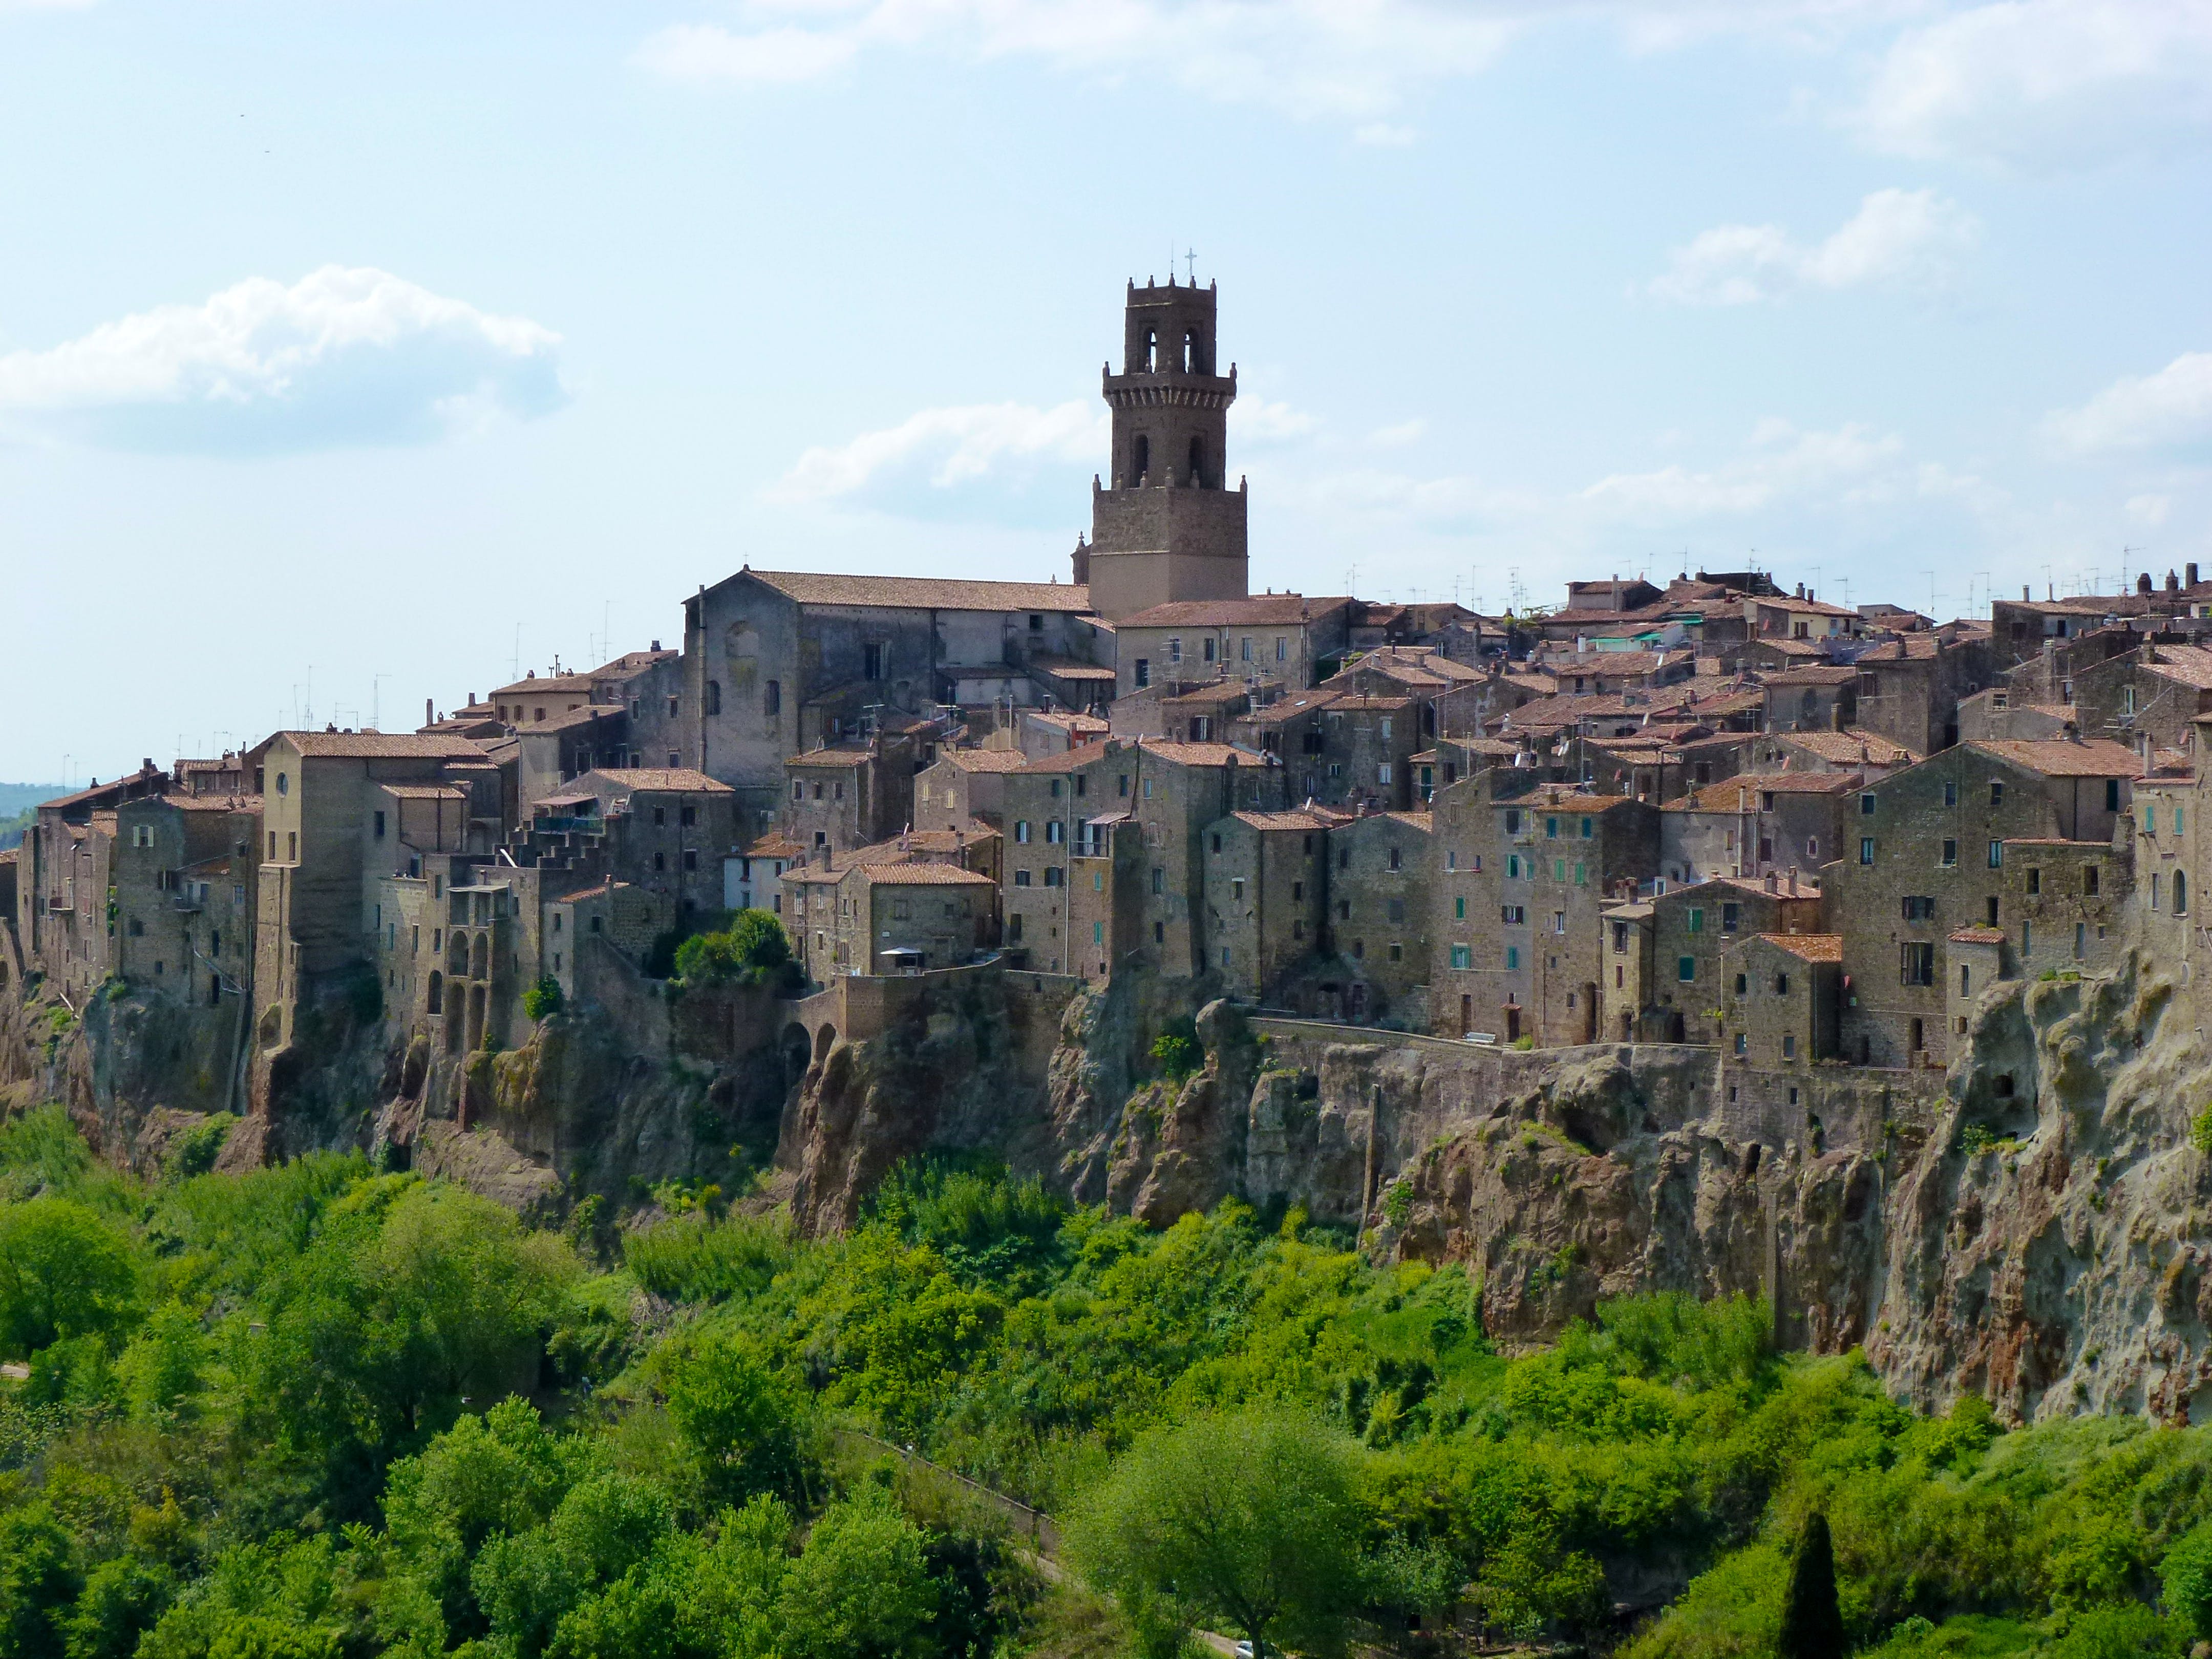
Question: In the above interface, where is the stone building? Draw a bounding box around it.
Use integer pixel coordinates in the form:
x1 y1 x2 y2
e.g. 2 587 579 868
728 832 804 915
913 748 1029 830
1824 736 2140 1067
1112 595 1351 697
1067 811 1146 986
1316 809 1432 1025
679 567 1104 831
1617 874 1823 1045
834 862 997 974
1661 772 1860 886
1427 773 1658 1043
782 737 918 855
1759 666 1861 734
15 763 174 1001
111 793 260 1015
1851 626 1993 757
1200 807 1336 1006
1723 932 1843 1067
1072 277 1250 620
249 731 495 1062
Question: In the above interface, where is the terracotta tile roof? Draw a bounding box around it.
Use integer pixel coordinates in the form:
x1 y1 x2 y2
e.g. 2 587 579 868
1755 932 1843 961
935 749 1033 773
787 748 876 769
1754 594 1862 618
1025 655 1118 680
1681 773 1863 811
1017 745 1117 774
739 569 1093 612
852 861 996 886
1965 739 2145 777
1244 690 1348 725
1758 637 1831 659
1777 729 1921 766
1386 811 1434 832
1856 635 1942 662
1233 809 1345 832
1166 680 1261 706
493 673 597 696
282 732 487 760
555 884 610 902
1520 791 1634 812
1140 740 1275 767
587 767 734 792
1949 926 2006 944
588 649 678 677
535 704 626 732
1318 694 1413 711
1117 594 1349 628
1759 665 1861 686
379 784 469 800
2143 646 2212 691
744 833 807 858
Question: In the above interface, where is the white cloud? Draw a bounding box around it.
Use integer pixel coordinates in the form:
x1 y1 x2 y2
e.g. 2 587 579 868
1857 0 2212 168
639 1 1521 120
0 267 565 453
1369 418 1426 446
1581 418 1967 519
1231 396 1317 442
2044 352 2212 454
1649 187 1978 305
2126 493 2174 526
770 399 1107 519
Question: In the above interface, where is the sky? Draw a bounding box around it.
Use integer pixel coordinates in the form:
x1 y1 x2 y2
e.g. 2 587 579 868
3 0 2209 786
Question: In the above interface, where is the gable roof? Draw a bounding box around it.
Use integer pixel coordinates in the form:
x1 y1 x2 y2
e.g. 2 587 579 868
581 767 733 793
735 568 1092 612
1964 738 2145 777
1118 594 1350 628
1754 932 1843 961
281 731 487 760
1776 729 1921 767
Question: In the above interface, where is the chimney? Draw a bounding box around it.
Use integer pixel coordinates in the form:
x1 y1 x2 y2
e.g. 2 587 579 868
1795 582 1806 600
1765 870 1779 894
2167 570 2181 593
1788 866 1799 895
2023 585 2032 602
2138 572 2154 595
426 697 435 727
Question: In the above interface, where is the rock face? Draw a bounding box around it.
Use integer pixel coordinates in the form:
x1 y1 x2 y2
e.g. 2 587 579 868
22 930 2212 1424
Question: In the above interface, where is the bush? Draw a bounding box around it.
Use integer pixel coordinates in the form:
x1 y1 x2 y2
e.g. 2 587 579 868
672 909 795 990
523 976 565 1021
1150 1015 1201 1081
2191 1107 2212 1158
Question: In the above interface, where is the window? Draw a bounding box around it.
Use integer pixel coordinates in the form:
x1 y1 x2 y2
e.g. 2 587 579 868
2026 867 2041 895
1204 636 1216 663
2177 870 2190 916
1677 955 1696 982
2179 807 2187 835
764 679 780 714
1504 809 1522 835
1015 821 1030 844
1014 870 1032 887
1582 816 1594 838
1241 637 1252 662
2021 920 2032 956
2147 805 2160 836
684 849 698 871
1167 637 1182 664
1943 780 1958 807
1046 820 1064 844
287 831 297 861
1455 896 1466 919
1901 942 1935 985
1782 1034 1797 1059
1545 816 1559 839
1902 896 1935 921
1230 877 1245 901
2074 921 2087 958
792 781 803 801
1734 972 1748 994
1378 764 1393 785
1575 863 1586 885
1502 905 1525 925
705 680 721 715
1721 902 1741 932
1860 838 1875 865
1941 839 1958 866
1134 660 1151 689
1988 780 2005 809
2151 872 2162 910
680 804 697 827
1735 1033 1747 1055
1507 854 1521 879
1450 944 1472 969
1151 868 1164 894
1688 907 1704 934
862 643 885 681
1861 793 1876 815
1988 840 2004 868
1506 946 1520 970
1388 846 1401 872
1044 867 1063 887
1276 637 1288 662
2082 865 2099 897
654 806 667 826
2107 779 2122 812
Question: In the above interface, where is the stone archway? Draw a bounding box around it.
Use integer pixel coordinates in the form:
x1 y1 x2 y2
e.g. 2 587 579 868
813 1023 838 1067
781 1022 812 1095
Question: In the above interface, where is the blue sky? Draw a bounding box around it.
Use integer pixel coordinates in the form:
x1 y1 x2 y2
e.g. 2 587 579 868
4 0 2209 783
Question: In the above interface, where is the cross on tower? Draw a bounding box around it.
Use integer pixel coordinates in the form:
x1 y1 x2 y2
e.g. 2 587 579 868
1184 247 1197 284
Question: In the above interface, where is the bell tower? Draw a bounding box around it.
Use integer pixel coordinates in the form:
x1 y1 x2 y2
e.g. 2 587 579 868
1073 276 1249 621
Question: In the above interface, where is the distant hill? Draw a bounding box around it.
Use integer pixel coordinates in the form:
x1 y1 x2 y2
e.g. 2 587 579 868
0 783 64 818
0 784 62 851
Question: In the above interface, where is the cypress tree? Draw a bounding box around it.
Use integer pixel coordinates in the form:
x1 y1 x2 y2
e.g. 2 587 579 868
1777 1511 1845 1659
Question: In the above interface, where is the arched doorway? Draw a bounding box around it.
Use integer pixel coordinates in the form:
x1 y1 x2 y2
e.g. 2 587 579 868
427 970 443 1015
470 933 489 980
813 1024 838 1067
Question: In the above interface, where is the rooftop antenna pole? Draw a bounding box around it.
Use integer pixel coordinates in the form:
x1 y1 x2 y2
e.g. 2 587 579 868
512 624 522 684
372 673 388 731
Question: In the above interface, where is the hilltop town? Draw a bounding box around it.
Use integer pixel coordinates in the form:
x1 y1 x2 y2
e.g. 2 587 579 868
9 275 2208 1154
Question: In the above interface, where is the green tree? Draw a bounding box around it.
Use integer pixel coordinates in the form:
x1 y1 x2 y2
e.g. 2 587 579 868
672 910 792 989
2161 1519 2212 1642
0 1197 140 1358
663 1335 809 1507
1777 1511 1845 1659
523 976 565 1020
775 1491 938 1659
62 1558 176 1659
0 1502 81 1659
1069 1408 1368 1657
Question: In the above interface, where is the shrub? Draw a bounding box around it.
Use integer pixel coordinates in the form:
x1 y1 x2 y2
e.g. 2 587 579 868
673 909 795 990
2191 1106 2212 1158
523 976 565 1021
1151 1015 1202 1081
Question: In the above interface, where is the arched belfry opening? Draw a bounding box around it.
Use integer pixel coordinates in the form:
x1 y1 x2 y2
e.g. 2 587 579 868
1188 436 1204 486
1143 326 1158 373
1133 434 1150 485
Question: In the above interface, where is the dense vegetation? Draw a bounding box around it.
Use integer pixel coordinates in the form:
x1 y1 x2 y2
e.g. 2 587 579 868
6 1104 2212 1656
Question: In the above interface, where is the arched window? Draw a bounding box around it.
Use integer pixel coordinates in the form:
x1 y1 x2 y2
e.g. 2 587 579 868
1188 436 1203 485
1133 434 1150 484
1183 328 1199 373
705 680 721 715
1143 328 1157 373
427 970 443 1015
2178 870 2190 917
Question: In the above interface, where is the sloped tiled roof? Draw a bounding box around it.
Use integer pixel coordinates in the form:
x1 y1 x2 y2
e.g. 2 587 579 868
935 749 1033 773
1965 739 2145 777
1778 729 1921 767
740 569 1093 612
1755 932 1843 961
1118 595 1349 628
283 732 487 760
586 767 733 792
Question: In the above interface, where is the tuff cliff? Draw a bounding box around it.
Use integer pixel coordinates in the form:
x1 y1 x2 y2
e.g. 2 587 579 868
17 934 2212 1424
